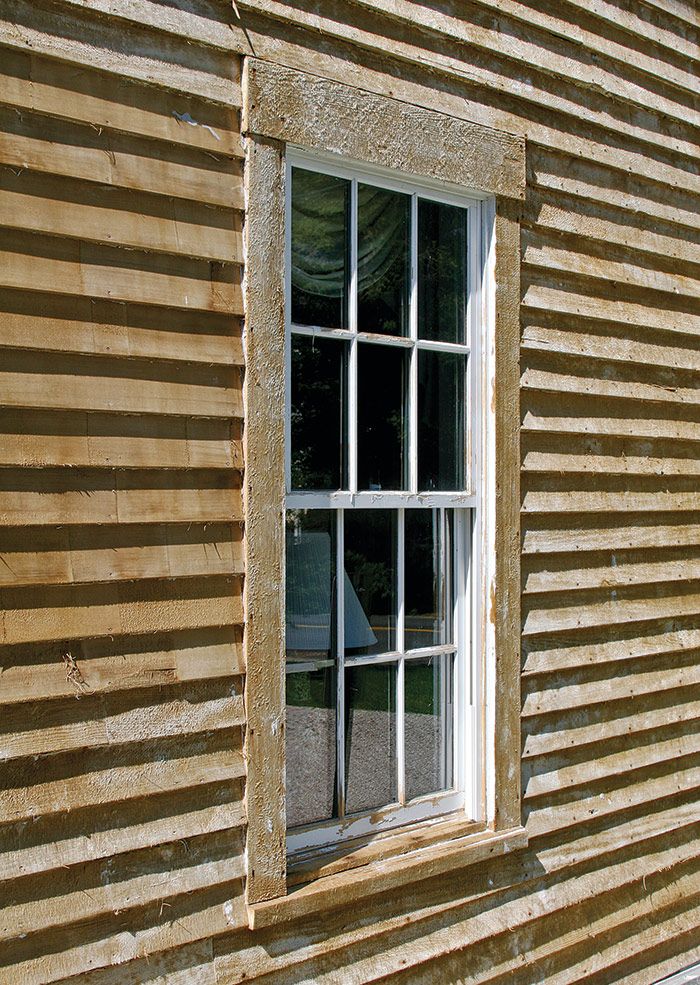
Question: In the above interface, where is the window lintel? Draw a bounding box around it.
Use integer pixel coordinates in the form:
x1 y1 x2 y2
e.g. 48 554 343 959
242 58 526 202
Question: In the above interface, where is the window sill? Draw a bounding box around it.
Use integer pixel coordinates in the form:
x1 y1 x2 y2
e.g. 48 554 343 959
246 821 528 930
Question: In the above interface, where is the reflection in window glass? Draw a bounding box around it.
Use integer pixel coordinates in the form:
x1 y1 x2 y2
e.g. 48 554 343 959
345 664 397 814
404 655 453 801
291 335 346 490
291 168 349 329
286 666 337 827
285 510 337 827
344 510 397 656
285 510 336 661
285 164 475 837
358 343 407 491
418 199 468 344
405 510 450 649
358 184 410 337
418 351 466 491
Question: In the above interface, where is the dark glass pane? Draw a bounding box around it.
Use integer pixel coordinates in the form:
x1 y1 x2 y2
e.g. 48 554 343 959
345 664 397 814
358 184 410 337
405 509 450 649
404 655 453 801
285 510 337 827
357 343 407 491
291 168 349 329
418 351 465 491
418 199 468 344
286 666 337 827
291 335 346 490
344 510 397 656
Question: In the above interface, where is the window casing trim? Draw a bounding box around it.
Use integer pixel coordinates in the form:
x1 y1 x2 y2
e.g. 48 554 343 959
243 57 524 910
284 150 487 852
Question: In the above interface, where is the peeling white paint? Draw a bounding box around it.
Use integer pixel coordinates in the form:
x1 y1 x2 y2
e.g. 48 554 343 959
172 110 221 141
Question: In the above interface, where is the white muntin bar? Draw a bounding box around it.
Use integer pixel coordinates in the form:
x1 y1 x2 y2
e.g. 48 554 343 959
284 162 293 492
348 179 358 495
467 202 482 494
345 643 455 668
409 192 418 495
415 338 470 355
397 656 405 805
354 334 471 356
290 323 354 340
442 508 450 645
344 650 402 668
397 509 406 805
455 509 472 817
438 653 448 789
335 508 346 818
356 332 413 348
286 491 478 510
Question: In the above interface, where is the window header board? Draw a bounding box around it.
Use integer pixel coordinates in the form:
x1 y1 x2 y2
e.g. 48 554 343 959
242 59 526 202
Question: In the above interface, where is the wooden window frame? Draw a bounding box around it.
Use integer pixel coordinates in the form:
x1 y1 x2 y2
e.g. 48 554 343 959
285 153 482 851
242 58 526 924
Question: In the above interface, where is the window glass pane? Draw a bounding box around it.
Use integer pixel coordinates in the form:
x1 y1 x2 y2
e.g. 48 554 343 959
405 509 450 649
291 335 346 490
404 654 453 801
418 199 468 344
285 509 337 827
286 509 336 662
418 351 466 491
358 184 410 337
357 343 407 491
345 663 397 814
291 168 349 329
286 666 337 827
344 510 397 656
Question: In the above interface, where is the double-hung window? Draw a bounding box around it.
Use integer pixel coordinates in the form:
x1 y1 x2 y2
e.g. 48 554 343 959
284 152 486 852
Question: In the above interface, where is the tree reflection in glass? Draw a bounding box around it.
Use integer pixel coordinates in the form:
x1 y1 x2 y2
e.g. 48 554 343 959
404 655 453 801
344 510 397 656
285 510 337 826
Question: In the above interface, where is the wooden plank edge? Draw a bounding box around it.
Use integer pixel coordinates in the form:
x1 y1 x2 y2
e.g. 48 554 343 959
0 339 244 370
247 826 528 930
0 802 246 886
0 2 244 107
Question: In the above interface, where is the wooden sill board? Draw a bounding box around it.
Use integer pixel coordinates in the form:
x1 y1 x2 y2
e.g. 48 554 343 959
287 814 485 887
247 825 528 930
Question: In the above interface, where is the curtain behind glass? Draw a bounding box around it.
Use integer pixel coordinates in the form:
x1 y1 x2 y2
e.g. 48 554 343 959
292 171 408 333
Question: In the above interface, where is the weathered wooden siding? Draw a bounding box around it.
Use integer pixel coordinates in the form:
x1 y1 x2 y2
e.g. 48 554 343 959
0 4 248 982
1 1 699 983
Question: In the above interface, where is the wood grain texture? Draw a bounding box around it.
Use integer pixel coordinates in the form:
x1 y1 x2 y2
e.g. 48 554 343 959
244 58 526 200
242 135 288 905
1 0 699 982
0 11 246 984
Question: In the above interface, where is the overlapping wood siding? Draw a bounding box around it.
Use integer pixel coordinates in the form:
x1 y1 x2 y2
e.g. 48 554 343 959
1 0 699 983
0 3 248 982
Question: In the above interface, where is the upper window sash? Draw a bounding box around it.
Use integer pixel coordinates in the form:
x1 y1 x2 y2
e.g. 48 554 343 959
285 154 482 500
